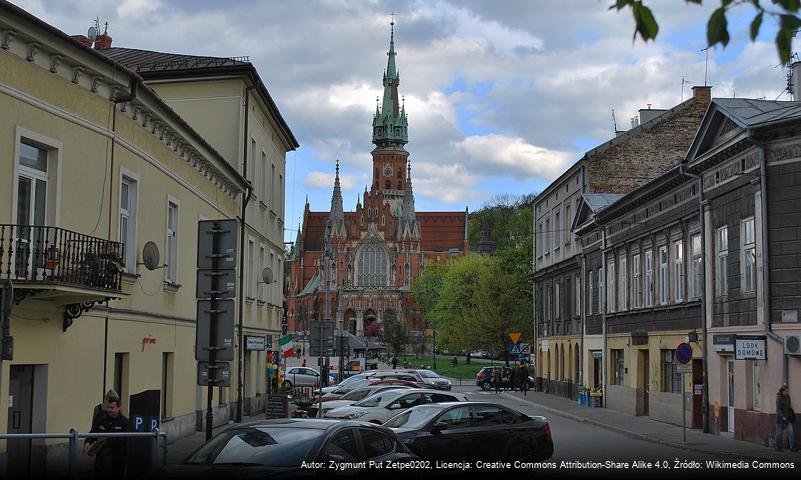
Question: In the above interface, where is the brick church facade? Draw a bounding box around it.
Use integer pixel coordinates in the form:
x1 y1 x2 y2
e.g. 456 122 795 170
287 24 469 339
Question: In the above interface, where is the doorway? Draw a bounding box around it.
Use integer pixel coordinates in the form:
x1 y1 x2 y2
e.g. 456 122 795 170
638 350 650 416
7 364 47 477
727 359 735 433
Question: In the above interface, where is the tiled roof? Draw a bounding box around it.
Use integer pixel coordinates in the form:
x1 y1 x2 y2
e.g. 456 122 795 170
99 47 250 73
582 193 624 213
713 98 801 128
298 273 321 296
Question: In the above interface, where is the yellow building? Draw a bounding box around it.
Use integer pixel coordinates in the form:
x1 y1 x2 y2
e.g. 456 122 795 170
0 4 295 474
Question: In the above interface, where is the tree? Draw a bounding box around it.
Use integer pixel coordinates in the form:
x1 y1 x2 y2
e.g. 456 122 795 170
380 316 411 355
613 0 801 64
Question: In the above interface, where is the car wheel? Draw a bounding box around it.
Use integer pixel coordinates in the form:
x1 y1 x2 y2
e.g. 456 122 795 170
480 382 491 391
282 380 293 391
506 442 535 462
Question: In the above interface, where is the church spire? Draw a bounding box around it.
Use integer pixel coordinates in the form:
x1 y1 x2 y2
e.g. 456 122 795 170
328 159 346 239
372 20 408 150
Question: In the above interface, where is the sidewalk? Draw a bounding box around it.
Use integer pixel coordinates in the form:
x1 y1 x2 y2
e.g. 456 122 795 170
500 388 799 462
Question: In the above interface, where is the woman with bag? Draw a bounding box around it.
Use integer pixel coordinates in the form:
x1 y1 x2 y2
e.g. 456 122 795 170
775 385 797 451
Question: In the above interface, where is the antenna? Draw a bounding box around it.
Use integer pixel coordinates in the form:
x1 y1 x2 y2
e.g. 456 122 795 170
681 76 691 101
138 241 166 270
701 47 710 86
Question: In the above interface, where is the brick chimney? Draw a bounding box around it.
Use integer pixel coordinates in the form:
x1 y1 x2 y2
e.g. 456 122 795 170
692 85 711 108
71 35 92 47
94 34 112 50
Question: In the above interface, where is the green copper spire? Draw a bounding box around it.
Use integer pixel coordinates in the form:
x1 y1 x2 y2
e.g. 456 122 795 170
372 21 408 149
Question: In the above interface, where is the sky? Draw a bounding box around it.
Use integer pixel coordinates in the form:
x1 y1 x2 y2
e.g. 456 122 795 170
11 1 797 242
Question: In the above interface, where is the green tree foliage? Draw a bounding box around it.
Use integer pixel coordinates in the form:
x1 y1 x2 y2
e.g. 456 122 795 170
380 316 411 355
612 0 801 63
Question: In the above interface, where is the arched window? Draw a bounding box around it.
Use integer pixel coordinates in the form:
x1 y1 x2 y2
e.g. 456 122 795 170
385 180 391 189
356 242 389 287
397 181 402 189
397 169 402 178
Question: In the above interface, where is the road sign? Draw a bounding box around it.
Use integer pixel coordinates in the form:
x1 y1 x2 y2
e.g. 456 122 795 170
676 363 693 374
509 344 522 354
197 219 238 269
508 332 522 344
309 320 334 356
1 279 13 361
197 361 231 386
196 268 236 299
675 342 692 364
520 343 530 354
196 300 235 361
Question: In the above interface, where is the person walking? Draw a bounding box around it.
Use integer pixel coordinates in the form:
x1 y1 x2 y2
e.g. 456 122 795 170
301 358 307 368
83 393 130 476
492 368 501 394
391 355 399 369
776 385 797 451
510 364 518 392
518 361 530 396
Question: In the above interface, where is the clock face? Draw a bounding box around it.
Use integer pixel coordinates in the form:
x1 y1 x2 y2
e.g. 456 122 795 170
383 164 393 177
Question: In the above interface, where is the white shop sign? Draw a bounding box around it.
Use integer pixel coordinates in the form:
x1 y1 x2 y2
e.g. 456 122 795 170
735 335 766 360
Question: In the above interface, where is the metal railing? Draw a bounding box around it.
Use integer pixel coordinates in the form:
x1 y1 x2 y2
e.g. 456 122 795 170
0 428 166 477
0 224 123 291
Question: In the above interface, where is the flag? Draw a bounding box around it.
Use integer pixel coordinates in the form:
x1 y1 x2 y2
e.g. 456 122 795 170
279 334 294 357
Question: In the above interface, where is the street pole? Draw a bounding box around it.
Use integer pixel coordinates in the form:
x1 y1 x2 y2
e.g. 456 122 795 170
432 324 436 370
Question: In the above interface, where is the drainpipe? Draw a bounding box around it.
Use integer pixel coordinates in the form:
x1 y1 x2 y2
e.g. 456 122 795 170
236 86 256 423
679 163 709 433
748 133 786 382
580 253 586 388
599 216 607 407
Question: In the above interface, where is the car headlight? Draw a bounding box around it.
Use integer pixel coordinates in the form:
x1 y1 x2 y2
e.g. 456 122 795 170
345 411 366 419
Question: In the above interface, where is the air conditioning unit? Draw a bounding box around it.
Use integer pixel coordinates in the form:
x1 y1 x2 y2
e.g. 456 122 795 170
785 335 801 355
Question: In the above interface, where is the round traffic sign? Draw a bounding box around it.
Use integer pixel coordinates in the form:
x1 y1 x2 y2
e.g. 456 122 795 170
675 342 693 364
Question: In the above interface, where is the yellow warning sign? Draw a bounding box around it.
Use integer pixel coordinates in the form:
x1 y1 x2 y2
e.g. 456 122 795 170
508 332 522 344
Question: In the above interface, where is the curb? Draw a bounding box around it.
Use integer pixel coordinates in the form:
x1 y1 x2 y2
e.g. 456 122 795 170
499 392 789 463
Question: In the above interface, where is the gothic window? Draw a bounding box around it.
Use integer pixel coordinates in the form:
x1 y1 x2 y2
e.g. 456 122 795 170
404 259 410 287
381 215 385 226
397 181 402 189
356 241 389 287
397 169 402 178
360 216 364 226
385 180 391 189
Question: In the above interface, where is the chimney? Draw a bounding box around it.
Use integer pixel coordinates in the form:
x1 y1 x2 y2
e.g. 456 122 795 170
94 34 112 50
639 108 667 124
71 35 92 47
791 61 801 101
692 85 711 108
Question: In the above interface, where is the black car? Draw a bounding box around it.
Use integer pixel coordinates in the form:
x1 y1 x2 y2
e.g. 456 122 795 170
171 419 419 477
385 402 553 462
475 367 535 390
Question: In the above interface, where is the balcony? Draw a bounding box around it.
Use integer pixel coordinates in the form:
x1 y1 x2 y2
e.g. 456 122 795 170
0 224 126 331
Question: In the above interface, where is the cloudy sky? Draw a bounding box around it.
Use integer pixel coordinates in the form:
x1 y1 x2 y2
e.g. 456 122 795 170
11 1 795 240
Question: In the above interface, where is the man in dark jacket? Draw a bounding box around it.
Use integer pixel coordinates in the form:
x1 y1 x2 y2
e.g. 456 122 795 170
775 385 797 451
518 361 530 395
83 395 130 476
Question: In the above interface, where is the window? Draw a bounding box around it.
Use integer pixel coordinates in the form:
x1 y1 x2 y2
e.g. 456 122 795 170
537 223 543 256
575 275 581 317
161 352 173 419
258 245 265 302
607 261 615 313
674 240 684 302
587 270 594 315
119 173 138 272
270 251 276 303
632 253 641 308
360 429 395 459
247 239 255 299
545 218 550 253
662 350 682 393
113 353 128 406
658 246 668 305
618 255 627 311
15 141 51 276
435 406 471 428
554 281 560 320
598 268 603 314
472 405 515 426
279 174 284 217
320 430 358 463
271 164 276 210
166 200 179 283
741 218 755 293
752 360 761 410
249 139 256 180
356 241 388 286
261 152 268 202
644 249 653 307
565 204 571 245
716 226 728 298
690 234 702 299
554 212 560 250
612 349 624 385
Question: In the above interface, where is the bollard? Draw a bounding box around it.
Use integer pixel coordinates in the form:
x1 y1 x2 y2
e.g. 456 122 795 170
68 428 79 478
151 428 161 471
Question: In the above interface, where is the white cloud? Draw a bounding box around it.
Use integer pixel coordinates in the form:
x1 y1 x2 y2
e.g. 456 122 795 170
454 134 573 181
305 171 357 190
116 0 161 18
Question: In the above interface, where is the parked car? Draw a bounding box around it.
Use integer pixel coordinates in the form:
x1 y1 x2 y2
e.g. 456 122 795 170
175 419 418 476
320 379 421 402
415 369 452 391
470 351 489 359
283 367 324 389
384 401 554 462
308 385 414 418
316 371 375 396
475 366 535 391
324 388 467 424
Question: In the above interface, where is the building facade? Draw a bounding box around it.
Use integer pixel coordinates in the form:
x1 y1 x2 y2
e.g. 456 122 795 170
287 25 469 345
534 86 711 401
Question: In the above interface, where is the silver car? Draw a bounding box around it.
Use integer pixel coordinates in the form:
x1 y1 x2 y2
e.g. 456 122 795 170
324 388 467 424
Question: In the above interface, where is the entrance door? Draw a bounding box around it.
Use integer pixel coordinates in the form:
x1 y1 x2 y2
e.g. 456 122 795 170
639 350 649 416
727 360 735 432
7 365 34 476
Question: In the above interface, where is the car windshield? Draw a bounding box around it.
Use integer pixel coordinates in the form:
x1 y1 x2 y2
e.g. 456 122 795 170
335 379 370 394
354 392 393 408
418 370 440 378
340 388 371 401
384 406 440 429
184 426 322 467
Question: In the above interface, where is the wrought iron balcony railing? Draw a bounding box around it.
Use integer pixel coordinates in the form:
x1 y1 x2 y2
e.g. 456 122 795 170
0 224 123 292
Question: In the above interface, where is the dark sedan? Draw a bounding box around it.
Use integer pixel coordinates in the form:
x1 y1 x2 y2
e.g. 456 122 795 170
385 402 553 462
170 419 418 477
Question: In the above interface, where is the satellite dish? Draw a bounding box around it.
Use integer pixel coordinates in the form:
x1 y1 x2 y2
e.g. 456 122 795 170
87 26 97 42
142 241 160 271
261 267 274 284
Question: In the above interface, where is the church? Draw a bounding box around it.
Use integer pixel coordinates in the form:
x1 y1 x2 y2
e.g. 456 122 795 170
286 23 469 340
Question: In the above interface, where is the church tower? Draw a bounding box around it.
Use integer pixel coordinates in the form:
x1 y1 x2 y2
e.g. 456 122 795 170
371 21 409 212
